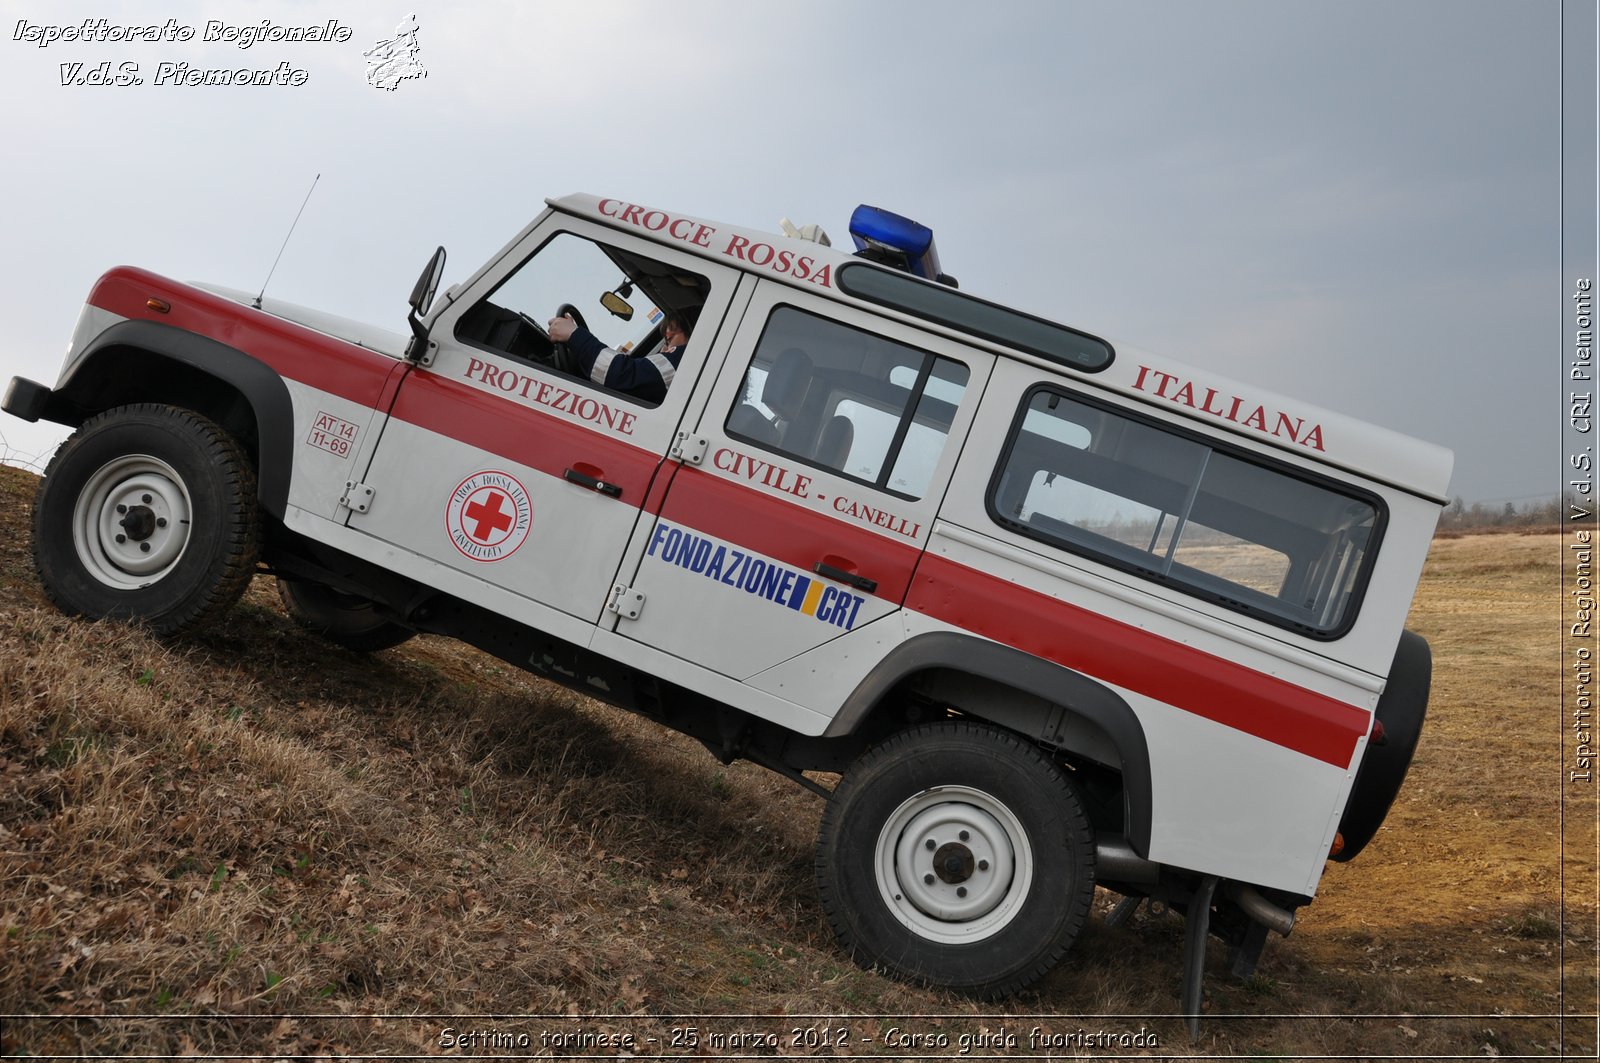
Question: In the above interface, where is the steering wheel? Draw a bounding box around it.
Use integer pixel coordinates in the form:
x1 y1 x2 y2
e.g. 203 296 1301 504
515 304 586 376
548 302 588 376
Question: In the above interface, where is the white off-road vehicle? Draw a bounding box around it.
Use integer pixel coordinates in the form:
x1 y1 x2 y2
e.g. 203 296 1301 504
6 195 1450 1022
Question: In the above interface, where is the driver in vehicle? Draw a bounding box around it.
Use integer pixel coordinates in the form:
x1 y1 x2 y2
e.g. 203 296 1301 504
547 307 695 405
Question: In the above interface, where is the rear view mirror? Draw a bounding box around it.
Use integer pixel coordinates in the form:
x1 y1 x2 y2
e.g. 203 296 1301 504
406 246 447 362
409 246 447 317
600 290 634 321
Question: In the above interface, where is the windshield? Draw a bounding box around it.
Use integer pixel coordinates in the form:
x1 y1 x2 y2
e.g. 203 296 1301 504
487 233 672 353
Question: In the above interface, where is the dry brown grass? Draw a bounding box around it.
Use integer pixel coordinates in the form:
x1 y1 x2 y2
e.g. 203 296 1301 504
0 463 1591 1058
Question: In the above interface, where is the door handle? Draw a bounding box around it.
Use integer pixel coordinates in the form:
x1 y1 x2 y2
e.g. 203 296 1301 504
563 467 623 498
814 561 877 594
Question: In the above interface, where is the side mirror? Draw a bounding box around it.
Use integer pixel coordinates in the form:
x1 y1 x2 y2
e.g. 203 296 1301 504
599 290 634 321
406 246 446 362
409 245 447 316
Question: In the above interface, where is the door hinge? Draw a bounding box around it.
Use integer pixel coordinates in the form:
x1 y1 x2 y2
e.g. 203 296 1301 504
339 481 375 513
670 431 709 466
607 583 646 620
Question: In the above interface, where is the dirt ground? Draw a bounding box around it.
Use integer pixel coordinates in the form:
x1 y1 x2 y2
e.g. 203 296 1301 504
0 461 1593 1059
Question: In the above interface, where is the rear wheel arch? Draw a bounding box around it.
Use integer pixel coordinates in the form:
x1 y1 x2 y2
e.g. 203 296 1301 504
828 632 1154 856
51 320 294 519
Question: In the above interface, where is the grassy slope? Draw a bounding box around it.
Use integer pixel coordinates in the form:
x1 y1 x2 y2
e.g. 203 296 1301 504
0 463 1588 1058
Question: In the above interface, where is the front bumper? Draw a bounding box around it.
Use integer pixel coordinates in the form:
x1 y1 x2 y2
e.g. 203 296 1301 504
3 377 53 423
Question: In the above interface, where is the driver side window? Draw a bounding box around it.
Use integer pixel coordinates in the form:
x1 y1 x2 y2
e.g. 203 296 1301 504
454 231 709 407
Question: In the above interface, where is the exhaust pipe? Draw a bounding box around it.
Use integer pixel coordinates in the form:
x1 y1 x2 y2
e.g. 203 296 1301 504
1091 836 1298 938
1225 882 1296 936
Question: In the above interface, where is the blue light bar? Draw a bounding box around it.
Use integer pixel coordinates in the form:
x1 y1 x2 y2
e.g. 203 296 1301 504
848 204 945 283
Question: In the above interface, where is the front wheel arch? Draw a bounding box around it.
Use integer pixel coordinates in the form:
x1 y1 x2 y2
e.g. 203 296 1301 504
52 321 295 519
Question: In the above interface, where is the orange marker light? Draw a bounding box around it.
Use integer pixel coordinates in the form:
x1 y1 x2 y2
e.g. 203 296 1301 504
1329 832 1345 858
147 298 171 313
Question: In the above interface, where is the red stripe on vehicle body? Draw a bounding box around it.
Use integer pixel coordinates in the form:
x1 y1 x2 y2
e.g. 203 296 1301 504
658 472 1367 768
906 552 1369 768
90 269 666 501
90 267 1368 767
658 466 924 602
390 371 663 501
88 268 400 407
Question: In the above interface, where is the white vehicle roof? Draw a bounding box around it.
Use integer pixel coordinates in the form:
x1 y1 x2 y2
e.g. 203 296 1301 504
550 193 1455 504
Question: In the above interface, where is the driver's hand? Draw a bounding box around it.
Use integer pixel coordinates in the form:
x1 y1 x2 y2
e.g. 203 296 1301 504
547 313 577 343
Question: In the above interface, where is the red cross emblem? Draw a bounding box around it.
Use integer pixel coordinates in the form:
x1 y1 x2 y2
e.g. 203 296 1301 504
446 472 532 562
464 490 514 542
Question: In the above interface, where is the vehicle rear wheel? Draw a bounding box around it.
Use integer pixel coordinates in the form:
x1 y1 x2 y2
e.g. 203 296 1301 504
276 577 414 652
33 404 259 636
814 721 1095 998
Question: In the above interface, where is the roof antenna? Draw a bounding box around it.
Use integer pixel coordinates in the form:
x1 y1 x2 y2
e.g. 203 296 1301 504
254 173 321 309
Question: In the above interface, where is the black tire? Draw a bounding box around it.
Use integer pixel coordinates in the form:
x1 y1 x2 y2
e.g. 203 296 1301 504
814 721 1095 998
32 403 259 636
275 578 414 653
1333 630 1431 861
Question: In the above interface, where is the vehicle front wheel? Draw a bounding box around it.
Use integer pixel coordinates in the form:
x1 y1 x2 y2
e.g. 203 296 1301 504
32 404 259 636
276 578 414 652
814 721 1096 998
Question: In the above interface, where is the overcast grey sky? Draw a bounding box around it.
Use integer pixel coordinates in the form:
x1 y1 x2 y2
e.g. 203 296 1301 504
0 0 1574 503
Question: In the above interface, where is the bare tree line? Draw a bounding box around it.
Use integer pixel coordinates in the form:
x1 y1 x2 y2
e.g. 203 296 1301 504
1438 493 1574 534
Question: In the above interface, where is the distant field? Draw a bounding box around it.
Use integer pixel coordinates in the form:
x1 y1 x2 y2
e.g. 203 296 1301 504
0 462 1591 1059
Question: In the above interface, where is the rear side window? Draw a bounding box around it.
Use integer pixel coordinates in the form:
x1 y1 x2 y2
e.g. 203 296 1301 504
989 388 1384 638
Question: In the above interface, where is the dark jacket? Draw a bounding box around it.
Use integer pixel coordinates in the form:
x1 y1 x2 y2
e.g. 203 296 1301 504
567 326 683 405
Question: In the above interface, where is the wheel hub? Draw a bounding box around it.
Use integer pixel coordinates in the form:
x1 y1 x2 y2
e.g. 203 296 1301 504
932 841 975 884
874 785 1031 943
120 504 158 541
73 455 194 589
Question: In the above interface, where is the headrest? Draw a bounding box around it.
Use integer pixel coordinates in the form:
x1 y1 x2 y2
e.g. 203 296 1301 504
765 347 813 420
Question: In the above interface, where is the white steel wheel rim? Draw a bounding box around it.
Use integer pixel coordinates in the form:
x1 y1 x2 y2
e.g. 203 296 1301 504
874 784 1032 944
72 454 194 590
